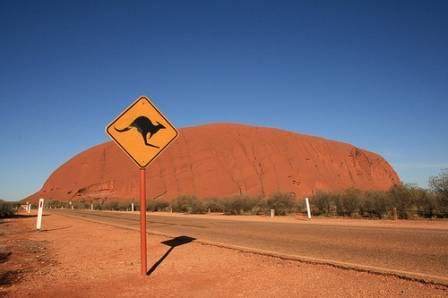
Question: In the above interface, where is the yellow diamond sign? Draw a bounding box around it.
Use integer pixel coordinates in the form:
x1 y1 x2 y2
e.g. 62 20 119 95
106 96 178 168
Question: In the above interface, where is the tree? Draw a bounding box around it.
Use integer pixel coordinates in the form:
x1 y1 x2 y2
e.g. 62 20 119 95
429 169 448 206
340 188 362 216
266 193 296 215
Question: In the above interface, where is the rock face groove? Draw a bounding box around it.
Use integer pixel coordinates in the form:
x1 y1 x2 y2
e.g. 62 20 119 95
26 123 399 202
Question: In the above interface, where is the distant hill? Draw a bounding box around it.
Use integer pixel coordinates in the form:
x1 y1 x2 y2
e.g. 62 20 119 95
25 123 399 203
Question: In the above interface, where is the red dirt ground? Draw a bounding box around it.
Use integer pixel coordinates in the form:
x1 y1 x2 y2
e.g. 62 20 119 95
1 213 446 297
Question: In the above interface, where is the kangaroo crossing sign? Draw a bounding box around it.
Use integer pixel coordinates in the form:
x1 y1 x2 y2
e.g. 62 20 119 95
106 96 178 168
106 95 178 275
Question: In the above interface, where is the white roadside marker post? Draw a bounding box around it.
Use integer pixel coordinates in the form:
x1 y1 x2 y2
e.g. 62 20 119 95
91 203 94 211
305 197 312 220
131 203 135 212
36 198 45 231
270 209 275 218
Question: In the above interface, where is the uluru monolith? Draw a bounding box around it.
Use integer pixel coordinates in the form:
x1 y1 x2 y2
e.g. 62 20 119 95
25 123 399 203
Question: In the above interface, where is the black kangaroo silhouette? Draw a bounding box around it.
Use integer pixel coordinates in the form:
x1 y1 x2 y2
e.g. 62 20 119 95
115 116 165 148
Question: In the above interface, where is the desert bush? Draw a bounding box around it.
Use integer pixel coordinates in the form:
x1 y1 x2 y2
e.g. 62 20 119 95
103 201 119 210
222 197 245 215
430 169 448 200
72 201 90 209
172 195 206 214
310 181 448 219
361 191 392 219
388 184 414 219
388 184 435 219
0 200 16 218
430 169 448 213
312 192 333 215
147 199 169 211
165 195 271 215
93 202 105 210
221 196 267 215
250 197 268 215
339 188 363 217
406 186 430 218
98 200 131 211
203 197 225 212
126 179 448 219
47 200 67 209
266 193 296 215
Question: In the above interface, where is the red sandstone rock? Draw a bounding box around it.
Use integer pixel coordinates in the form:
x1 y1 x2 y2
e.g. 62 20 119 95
25 123 399 203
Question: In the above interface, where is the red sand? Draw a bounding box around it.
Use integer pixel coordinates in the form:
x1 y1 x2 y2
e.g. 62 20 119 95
2 213 446 297
26 123 399 203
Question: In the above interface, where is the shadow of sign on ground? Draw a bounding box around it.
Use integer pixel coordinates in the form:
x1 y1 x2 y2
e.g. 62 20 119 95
147 236 196 276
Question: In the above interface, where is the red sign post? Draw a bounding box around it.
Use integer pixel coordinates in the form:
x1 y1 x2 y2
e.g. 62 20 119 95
139 168 147 274
106 96 178 275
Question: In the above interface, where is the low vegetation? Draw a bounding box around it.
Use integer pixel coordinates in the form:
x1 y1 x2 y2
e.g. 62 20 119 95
168 193 298 215
43 170 448 220
0 199 16 218
311 170 448 219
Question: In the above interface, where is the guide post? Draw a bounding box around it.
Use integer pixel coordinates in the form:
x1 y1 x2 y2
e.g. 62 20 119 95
36 198 44 230
305 197 311 220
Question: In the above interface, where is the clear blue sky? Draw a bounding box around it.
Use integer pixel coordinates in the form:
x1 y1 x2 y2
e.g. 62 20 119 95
1 1 447 201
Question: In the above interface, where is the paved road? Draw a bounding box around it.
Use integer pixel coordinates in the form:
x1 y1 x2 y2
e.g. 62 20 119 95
56 210 448 278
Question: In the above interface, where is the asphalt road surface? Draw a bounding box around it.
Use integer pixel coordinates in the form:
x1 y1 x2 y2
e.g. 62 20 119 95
56 210 448 279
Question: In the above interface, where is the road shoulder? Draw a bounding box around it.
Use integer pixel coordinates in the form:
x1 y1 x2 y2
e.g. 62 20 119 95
2 214 447 297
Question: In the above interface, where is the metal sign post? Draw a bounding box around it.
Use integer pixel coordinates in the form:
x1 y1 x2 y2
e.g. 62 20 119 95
139 168 147 275
106 96 178 275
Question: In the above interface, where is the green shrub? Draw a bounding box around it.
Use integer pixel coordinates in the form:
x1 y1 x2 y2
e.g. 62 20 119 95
147 199 169 211
72 201 90 209
313 192 333 215
106 201 119 210
221 196 267 215
340 188 362 217
222 197 244 215
266 193 296 215
172 195 206 214
203 197 225 212
430 169 448 207
0 200 16 218
46 200 66 209
309 180 448 219
388 184 414 219
361 191 392 219
98 200 129 211
250 197 268 215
